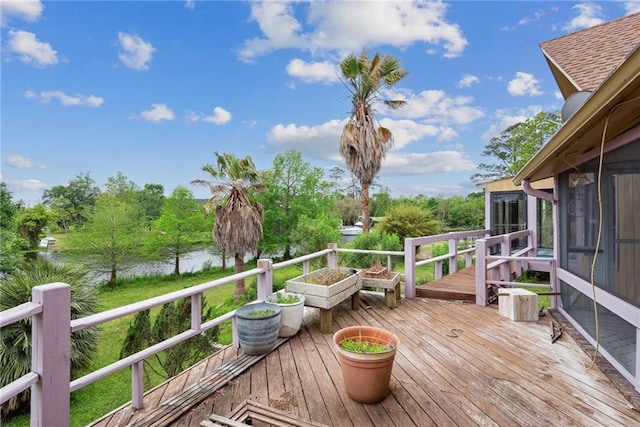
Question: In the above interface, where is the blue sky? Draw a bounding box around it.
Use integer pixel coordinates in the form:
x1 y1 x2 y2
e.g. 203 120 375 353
2 1 639 206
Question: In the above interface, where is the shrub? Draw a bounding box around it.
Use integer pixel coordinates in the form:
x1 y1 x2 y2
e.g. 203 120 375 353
341 230 402 269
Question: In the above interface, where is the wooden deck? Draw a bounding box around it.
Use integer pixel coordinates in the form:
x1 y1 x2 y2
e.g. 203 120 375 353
90 291 640 427
416 266 476 302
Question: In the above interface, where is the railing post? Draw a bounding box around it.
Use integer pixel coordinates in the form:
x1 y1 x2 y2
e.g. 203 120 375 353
191 293 202 331
132 361 144 409
500 235 511 281
327 243 338 269
257 259 273 301
448 238 458 274
302 259 309 274
435 260 443 279
404 238 416 299
386 255 392 271
550 258 559 309
31 283 71 427
475 240 487 306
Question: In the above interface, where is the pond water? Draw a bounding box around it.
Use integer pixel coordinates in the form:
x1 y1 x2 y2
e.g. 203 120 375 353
37 248 245 283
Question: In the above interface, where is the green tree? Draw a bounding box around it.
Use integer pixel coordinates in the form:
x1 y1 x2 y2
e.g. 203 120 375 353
472 111 561 181
377 204 440 242
147 187 208 275
259 149 333 259
0 260 99 419
335 196 361 226
339 50 408 232
138 183 165 222
120 299 216 383
0 183 28 273
69 194 145 284
191 152 265 300
41 172 100 231
16 204 56 248
290 213 342 256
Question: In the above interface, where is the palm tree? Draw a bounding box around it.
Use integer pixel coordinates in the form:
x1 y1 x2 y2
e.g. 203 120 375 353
0 260 99 419
192 152 264 299
339 50 408 232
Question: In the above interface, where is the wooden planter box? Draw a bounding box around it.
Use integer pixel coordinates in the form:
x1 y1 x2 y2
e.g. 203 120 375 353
285 267 361 309
285 267 361 334
362 272 401 308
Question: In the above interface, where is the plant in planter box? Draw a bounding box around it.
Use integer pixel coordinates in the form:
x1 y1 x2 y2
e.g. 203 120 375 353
235 302 281 355
266 290 305 337
333 325 399 403
361 260 402 308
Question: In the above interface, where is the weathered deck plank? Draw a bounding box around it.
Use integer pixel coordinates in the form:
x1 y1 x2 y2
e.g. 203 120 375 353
415 266 476 301
90 292 640 427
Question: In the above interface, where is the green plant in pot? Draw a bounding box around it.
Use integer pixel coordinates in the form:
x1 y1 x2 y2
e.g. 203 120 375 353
235 302 281 355
266 290 306 337
333 325 399 403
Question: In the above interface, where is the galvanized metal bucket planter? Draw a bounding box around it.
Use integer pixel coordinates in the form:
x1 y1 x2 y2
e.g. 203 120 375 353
235 302 281 355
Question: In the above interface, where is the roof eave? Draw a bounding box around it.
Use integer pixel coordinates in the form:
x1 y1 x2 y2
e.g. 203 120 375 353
514 45 640 186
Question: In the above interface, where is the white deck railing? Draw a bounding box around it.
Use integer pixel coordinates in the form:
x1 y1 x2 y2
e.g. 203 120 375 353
1 231 531 426
403 229 490 298
474 229 557 306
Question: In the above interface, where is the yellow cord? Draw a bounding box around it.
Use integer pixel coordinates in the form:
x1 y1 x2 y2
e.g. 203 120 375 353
586 95 640 370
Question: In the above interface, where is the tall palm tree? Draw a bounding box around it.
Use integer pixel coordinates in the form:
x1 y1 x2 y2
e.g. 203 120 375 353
192 152 264 299
0 260 99 419
339 50 408 232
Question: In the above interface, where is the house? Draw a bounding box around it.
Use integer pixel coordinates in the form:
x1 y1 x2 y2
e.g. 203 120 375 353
478 177 554 256
514 12 640 391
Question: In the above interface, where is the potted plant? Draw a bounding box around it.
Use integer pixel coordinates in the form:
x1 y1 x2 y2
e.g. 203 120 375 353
235 302 281 355
266 290 305 337
333 325 399 403
361 260 401 308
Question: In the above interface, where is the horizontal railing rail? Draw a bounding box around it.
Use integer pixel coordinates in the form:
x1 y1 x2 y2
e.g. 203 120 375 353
475 230 557 306
4 230 538 426
404 229 490 298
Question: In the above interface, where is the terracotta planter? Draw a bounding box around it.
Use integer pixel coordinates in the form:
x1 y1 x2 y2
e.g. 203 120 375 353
333 325 399 403
266 290 305 337
235 302 281 355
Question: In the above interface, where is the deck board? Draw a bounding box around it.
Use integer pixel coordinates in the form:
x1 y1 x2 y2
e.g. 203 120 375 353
415 266 476 301
88 291 640 427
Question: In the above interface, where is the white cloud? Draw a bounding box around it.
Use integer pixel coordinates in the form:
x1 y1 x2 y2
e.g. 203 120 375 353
554 90 564 100
10 178 48 191
7 30 58 67
286 59 339 84
239 1 467 61
266 116 453 162
5 154 45 169
117 32 155 71
382 151 476 176
458 74 479 88
481 106 544 141
184 0 195 11
25 90 104 107
624 2 640 14
507 72 542 96
188 107 232 125
1 0 43 26
563 3 604 31
134 103 175 122
386 89 485 126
